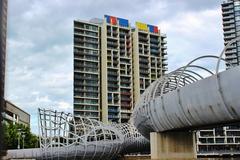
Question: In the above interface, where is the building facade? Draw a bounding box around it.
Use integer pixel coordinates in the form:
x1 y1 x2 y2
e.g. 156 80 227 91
196 0 240 156
73 20 101 121
3 100 30 127
222 0 240 67
197 125 240 157
73 15 167 123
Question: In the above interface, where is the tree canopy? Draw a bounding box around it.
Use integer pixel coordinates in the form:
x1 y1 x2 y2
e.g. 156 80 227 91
3 123 39 149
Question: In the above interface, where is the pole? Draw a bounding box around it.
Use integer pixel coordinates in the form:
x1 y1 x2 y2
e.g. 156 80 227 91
17 129 21 149
22 134 25 149
17 134 20 149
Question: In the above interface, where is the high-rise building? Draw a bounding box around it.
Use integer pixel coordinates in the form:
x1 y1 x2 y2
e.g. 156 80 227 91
73 20 101 121
196 1 240 157
222 0 240 67
73 15 167 123
132 22 167 103
0 0 8 153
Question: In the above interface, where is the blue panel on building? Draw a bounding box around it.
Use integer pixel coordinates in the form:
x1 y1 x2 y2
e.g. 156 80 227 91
105 15 111 23
148 25 154 33
118 18 129 27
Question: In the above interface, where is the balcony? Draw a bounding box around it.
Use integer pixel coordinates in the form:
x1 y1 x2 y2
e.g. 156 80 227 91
151 50 160 56
225 55 237 60
162 57 168 61
163 67 168 71
223 19 235 25
139 36 148 42
139 58 149 63
121 92 131 96
161 33 167 38
74 82 99 87
108 71 118 76
223 14 234 20
121 115 130 119
224 29 235 35
224 34 236 40
108 77 118 82
140 64 149 69
222 9 234 15
150 44 160 49
108 115 119 119
121 109 132 113
162 51 167 55
225 50 237 56
163 61 168 66
161 40 167 44
222 4 233 11
121 103 131 108
108 83 119 88
150 39 159 43
223 24 235 30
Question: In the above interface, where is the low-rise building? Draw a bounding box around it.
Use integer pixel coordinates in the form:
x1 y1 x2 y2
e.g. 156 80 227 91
2 100 30 127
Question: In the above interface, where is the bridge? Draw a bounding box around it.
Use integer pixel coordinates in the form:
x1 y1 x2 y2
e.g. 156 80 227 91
4 39 240 159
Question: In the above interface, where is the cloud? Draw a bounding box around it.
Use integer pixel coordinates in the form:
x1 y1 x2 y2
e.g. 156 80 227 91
6 0 224 134
159 7 224 70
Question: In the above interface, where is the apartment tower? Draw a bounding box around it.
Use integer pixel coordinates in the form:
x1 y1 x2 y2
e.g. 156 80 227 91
222 0 240 67
73 15 167 123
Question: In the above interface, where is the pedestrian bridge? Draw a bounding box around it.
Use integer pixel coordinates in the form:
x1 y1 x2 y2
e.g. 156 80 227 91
5 39 240 159
132 56 240 139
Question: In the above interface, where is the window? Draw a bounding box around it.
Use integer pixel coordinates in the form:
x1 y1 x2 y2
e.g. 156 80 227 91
235 6 240 11
235 1 240 6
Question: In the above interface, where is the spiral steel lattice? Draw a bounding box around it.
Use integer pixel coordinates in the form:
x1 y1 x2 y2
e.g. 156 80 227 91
37 108 149 160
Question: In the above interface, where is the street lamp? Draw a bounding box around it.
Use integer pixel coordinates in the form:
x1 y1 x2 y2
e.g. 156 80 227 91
17 129 22 149
22 132 25 149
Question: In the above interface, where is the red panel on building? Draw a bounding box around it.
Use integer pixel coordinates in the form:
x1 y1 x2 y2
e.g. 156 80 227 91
154 26 159 33
110 16 117 25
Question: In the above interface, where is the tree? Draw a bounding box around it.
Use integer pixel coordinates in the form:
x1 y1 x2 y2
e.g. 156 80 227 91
3 123 39 149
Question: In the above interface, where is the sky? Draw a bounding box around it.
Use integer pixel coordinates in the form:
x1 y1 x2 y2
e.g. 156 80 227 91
6 0 225 134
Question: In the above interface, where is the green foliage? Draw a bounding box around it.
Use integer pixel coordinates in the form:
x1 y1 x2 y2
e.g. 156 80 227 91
3 123 39 149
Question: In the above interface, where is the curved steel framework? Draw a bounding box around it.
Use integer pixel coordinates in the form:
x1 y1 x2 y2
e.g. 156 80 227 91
6 38 240 160
132 38 240 139
37 108 148 160
6 109 149 160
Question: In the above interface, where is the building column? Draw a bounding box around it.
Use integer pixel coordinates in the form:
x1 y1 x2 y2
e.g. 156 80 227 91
150 131 197 160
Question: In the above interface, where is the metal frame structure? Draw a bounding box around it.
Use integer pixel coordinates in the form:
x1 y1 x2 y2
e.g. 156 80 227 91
6 38 240 160
6 109 149 160
132 38 240 139
37 108 148 159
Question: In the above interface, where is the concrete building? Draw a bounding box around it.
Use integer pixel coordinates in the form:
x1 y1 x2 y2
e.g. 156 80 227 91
73 20 101 121
197 125 240 157
132 22 167 103
3 100 30 127
222 0 240 67
73 15 167 123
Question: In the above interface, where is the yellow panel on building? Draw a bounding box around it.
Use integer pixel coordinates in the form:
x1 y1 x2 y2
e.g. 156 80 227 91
136 22 148 31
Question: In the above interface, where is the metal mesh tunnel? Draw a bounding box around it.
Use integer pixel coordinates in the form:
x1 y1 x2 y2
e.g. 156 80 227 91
5 108 149 160
5 38 240 159
131 53 240 139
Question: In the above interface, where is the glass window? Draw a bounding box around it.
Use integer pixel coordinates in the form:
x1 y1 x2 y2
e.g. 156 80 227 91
235 6 240 11
236 16 240 21
235 1 240 6
236 11 240 16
